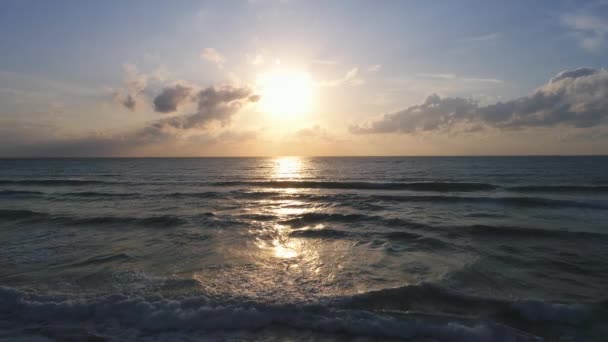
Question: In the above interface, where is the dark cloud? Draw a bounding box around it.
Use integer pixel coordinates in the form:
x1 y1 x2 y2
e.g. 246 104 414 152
352 68 608 134
122 94 137 111
146 85 259 137
153 84 192 113
351 94 477 134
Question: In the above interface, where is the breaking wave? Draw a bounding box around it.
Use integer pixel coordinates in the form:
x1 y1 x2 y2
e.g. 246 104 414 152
2 285 599 341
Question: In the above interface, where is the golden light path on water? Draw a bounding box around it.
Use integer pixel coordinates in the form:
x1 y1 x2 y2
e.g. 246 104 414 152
192 156 471 302
258 156 309 259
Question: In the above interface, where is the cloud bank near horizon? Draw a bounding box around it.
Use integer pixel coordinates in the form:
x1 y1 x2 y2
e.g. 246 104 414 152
351 68 608 134
2 72 260 156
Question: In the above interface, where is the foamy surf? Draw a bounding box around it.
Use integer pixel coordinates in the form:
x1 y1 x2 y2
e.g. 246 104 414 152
5 285 600 341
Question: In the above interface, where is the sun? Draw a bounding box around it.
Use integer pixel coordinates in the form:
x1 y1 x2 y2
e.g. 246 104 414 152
256 70 314 117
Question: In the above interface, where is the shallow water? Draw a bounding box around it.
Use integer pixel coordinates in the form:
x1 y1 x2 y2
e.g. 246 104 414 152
1 157 607 341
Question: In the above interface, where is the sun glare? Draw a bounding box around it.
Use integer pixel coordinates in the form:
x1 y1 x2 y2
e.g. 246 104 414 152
256 70 313 117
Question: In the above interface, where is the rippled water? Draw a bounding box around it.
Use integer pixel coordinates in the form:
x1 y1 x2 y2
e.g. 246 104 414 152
1 157 608 341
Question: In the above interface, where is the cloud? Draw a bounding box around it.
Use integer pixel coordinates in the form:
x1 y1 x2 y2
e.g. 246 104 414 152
417 73 457 80
416 73 502 84
352 67 608 134
562 14 608 51
2 128 258 157
292 125 336 142
5 83 260 157
312 59 339 66
247 53 264 66
351 94 478 134
146 85 259 139
113 64 148 111
367 64 382 72
153 84 193 113
200 48 226 68
463 32 500 42
319 67 364 87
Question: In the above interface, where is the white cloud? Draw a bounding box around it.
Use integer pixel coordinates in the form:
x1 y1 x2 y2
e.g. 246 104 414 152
247 53 264 66
312 59 339 66
318 67 364 87
416 73 457 80
416 73 502 84
367 64 382 72
200 48 226 68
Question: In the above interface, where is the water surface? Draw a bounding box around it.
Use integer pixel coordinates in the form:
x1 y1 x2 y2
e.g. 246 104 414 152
1 157 607 341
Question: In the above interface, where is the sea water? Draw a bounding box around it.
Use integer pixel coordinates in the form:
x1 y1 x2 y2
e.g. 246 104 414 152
1 157 607 341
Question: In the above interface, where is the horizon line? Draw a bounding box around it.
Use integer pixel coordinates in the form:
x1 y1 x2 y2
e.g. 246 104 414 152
1 154 607 159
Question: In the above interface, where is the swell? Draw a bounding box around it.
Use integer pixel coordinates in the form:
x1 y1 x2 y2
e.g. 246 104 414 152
0 179 113 186
279 212 608 243
454 224 607 240
0 189 44 197
0 209 187 228
508 185 608 193
4 178 608 194
59 191 140 198
212 181 608 194
289 228 453 250
373 194 608 210
213 180 499 191
2 189 606 211
65 253 134 267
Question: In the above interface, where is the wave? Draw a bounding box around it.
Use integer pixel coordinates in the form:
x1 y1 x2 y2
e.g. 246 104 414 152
508 185 608 193
0 209 48 221
455 224 607 240
373 195 608 209
0 189 44 196
213 181 498 192
279 212 384 228
0 209 187 228
0 179 113 186
276 212 608 241
60 191 140 198
0 286 579 341
66 253 134 267
289 227 451 247
342 283 600 327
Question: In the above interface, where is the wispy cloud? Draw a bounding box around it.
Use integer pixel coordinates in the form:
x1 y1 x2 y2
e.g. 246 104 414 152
367 64 382 72
462 77 503 84
318 67 364 87
312 59 339 66
416 73 457 80
416 73 502 84
562 13 608 51
463 32 500 42
200 48 226 69
247 53 264 66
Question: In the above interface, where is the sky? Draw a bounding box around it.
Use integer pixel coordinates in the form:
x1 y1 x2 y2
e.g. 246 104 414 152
1 0 608 156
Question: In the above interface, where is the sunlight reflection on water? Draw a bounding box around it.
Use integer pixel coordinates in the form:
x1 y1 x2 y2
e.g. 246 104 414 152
273 156 303 180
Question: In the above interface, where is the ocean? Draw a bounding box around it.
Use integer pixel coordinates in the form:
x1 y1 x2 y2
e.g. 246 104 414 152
1 156 607 341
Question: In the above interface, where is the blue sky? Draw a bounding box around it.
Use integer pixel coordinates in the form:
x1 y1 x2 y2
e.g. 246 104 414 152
1 0 608 156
